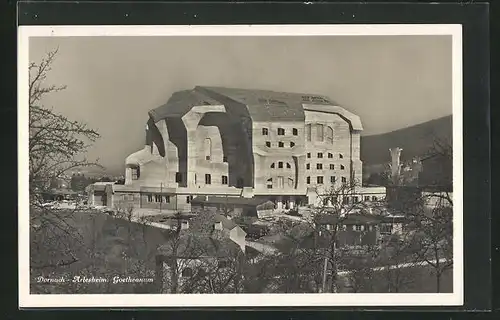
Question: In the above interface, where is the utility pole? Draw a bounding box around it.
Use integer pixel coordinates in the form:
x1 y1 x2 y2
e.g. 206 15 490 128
160 182 163 213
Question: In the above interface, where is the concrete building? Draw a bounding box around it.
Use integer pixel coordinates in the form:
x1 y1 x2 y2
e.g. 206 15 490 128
89 86 384 212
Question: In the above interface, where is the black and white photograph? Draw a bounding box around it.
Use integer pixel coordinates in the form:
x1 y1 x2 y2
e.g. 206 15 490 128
18 24 463 307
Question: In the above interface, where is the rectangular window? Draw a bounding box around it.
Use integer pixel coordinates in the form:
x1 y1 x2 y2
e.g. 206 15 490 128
147 194 153 202
186 195 192 204
205 174 211 185
317 163 323 170
223 156 228 162
306 163 310 170
364 196 370 201
164 195 170 203
278 128 285 135
155 194 162 202
306 176 311 184
131 167 139 180
340 165 345 170
317 176 324 184
328 153 333 159
330 176 335 183
175 172 182 183
355 225 362 231
307 153 311 158
288 178 294 187
266 141 271 147
342 177 347 183
372 196 378 201
278 162 283 168
205 155 211 161
262 128 268 135
306 124 312 141
277 176 284 188
222 175 228 185
293 128 298 135
330 164 335 170
278 142 284 147
317 153 323 158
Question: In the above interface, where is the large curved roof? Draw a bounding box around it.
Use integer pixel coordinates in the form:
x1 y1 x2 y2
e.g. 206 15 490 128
149 86 362 128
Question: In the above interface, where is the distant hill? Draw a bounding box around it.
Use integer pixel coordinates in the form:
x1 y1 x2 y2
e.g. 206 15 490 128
361 115 452 173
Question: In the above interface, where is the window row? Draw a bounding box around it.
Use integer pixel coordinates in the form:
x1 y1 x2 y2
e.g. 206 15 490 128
307 152 343 159
306 163 345 170
266 177 294 189
265 141 296 148
262 128 298 136
147 194 171 203
306 176 347 184
270 162 292 169
176 172 228 185
305 124 335 143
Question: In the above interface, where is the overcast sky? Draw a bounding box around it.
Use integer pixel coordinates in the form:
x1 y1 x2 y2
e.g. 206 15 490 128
29 35 452 174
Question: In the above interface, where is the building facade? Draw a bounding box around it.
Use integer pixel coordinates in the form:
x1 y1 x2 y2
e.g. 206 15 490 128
90 86 383 211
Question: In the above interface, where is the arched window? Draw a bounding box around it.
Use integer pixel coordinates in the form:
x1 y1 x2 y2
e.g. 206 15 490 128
204 138 212 161
270 163 275 169
286 163 291 169
290 142 295 147
339 153 344 159
316 124 324 142
327 126 334 143
278 162 283 169
306 124 312 141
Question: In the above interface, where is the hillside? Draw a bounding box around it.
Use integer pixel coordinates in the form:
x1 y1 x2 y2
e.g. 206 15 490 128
361 115 452 167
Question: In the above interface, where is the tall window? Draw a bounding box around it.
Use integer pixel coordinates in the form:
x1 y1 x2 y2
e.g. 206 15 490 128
155 194 162 202
330 164 335 170
340 165 345 170
317 163 323 170
277 176 284 188
175 172 183 183
278 142 284 148
306 176 311 184
306 124 312 141
306 163 310 170
147 194 153 202
288 178 294 187
328 153 333 159
341 177 347 183
316 124 324 142
266 141 271 147
326 126 334 143
330 176 336 183
222 175 228 185
317 176 324 184
205 174 211 185
131 166 140 180
262 128 268 135
277 128 285 135
278 162 283 169
204 138 212 161
164 195 170 203
317 152 323 158
307 153 311 158
292 128 298 135
339 154 344 159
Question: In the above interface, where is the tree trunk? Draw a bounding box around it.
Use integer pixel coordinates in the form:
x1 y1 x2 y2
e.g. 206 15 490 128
436 271 441 293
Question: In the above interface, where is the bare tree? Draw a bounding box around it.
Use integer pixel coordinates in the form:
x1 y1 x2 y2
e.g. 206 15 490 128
29 49 102 279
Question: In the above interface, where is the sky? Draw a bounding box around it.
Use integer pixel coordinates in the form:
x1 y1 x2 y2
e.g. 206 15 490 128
29 35 452 174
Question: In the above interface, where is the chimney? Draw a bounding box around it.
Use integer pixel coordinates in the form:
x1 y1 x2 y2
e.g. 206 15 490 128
389 147 403 185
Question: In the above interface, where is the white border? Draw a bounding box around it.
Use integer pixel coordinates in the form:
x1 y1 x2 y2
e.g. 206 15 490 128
18 24 463 308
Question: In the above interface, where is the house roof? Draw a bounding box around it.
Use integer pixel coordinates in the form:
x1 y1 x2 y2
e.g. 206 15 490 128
213 214 238 230
315 214 382 226
148 86 361 125
191 195 270 207
158 234 242 259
